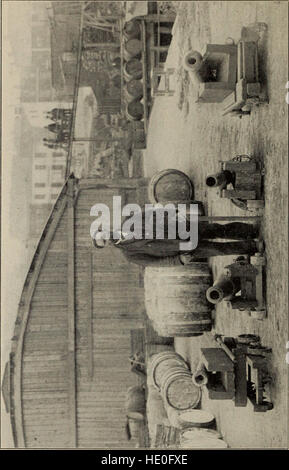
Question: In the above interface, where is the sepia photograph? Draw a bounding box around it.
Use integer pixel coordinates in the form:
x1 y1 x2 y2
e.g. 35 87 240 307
1 0 288 451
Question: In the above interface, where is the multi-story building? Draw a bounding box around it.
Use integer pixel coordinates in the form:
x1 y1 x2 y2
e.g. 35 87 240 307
23 98 71 209
29 139 67 239
15 3 73 240
32 148 66 204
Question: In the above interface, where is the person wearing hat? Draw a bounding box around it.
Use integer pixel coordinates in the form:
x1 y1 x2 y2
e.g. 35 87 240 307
91 208 262 267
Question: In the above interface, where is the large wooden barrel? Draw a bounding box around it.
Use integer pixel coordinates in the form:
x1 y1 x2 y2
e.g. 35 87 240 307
126 99 144 121
125 79 143 100
125 386 146 413
123 20 141 39
144 264 213 337
148 169 194 204
149 351 189 391
161 367 201 410
124 38 142 60
124 58 143 81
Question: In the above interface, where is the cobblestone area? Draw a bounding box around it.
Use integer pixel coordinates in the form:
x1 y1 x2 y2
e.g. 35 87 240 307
144 1 288 449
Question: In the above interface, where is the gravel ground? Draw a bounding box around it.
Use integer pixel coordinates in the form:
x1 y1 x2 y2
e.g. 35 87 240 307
144 1 288 449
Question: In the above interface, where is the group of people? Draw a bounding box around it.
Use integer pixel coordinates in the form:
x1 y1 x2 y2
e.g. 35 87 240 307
43 108 72 150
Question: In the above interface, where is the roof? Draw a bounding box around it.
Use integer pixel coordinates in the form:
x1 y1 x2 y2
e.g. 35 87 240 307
5 176 75 447
3 174 146 449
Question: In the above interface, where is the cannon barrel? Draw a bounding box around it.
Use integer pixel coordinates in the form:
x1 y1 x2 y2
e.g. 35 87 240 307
206 274 241 304
206 170 233 188
192 362 209 387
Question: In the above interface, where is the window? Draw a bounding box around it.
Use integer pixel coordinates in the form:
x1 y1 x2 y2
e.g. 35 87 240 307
53 153 63 158
35 153 46 158
34 183 45 188
34 194 45 200
52 164 63 170
51 194 59 200
35 165 46 170
51 182 62 188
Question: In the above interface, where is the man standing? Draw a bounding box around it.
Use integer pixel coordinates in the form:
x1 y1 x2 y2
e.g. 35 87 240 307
92 207 262 266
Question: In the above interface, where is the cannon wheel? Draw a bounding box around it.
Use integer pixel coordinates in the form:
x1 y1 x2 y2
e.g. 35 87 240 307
230 154 264 212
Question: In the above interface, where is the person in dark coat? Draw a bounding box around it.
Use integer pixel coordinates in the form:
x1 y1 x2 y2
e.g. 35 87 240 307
91 207 261 267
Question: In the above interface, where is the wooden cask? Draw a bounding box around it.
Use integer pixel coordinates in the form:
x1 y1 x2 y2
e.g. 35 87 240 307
124 58 143 81
144 264 213 337
126 100 144 121
149 351 189 391
125 79 143 101
148 169 194 204
124 38 142 60
123 20 141 40
161 367 201 410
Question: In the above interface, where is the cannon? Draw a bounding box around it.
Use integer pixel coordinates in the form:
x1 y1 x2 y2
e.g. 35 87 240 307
206 254 266 319
206 155 264 212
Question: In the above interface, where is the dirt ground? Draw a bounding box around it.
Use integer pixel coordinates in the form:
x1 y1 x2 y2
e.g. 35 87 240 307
144 1 288 449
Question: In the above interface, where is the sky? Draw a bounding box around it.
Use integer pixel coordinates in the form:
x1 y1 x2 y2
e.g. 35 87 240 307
1 1 45 448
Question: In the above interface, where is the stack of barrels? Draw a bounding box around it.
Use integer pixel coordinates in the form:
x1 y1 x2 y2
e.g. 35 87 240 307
149 351 201 411
122 20 145 123
146 351 228 448
166 408 228 447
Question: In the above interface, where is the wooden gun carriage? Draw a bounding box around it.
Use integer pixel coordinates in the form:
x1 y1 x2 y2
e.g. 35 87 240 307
199 334 273 412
